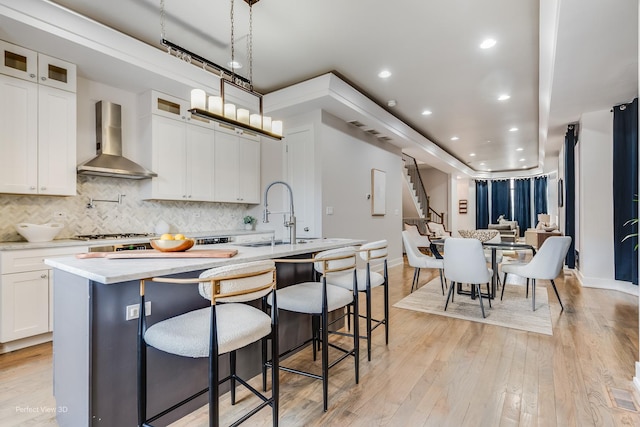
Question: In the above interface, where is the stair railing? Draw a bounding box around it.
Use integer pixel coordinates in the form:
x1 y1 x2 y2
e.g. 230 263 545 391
402 153 429 219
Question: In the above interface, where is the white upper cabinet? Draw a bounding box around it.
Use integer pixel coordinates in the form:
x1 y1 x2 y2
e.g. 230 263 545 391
37 85 77 195
0 73 76 196
139 91 216 201
0 40 37 82
214 124 260 204
0 40 76 196
0 40 76 93
37 53 77 92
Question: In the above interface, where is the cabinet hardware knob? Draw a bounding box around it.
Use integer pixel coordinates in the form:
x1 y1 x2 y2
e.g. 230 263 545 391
41 274 47 279
304 227 309 232
30 186 36 190
29 73 36 78
41 77 46 81
41 187 46 190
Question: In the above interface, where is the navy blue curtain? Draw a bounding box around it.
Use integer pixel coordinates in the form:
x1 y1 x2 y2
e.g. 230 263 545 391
564 125 576 268
513 179 531 236
475 180 489 229
491 180 511 223
613 98 638 285
534 176 548 217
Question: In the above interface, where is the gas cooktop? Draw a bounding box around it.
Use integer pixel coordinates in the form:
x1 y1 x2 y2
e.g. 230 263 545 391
73 233 154 241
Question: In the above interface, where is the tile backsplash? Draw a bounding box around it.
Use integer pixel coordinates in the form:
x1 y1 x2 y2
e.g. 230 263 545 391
0 176 248 242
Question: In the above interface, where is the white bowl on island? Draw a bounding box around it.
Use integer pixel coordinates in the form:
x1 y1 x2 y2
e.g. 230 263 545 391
15 222 64 242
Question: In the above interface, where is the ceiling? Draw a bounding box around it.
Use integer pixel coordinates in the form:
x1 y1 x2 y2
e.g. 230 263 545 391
13 1 640 175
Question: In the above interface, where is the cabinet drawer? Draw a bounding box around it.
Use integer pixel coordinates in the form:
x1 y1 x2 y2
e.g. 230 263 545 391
1 246 88 274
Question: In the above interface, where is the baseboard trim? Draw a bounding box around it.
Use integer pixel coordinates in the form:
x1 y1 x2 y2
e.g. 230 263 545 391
0 332 52 354
634 362 640 395
573 268 638 296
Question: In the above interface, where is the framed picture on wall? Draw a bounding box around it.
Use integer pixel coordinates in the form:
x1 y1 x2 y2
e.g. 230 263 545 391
371 168 386 216
459 199 468 214
558 179 564 207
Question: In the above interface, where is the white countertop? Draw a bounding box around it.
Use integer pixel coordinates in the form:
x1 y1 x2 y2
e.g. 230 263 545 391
44 238 364 284
0 229 273 251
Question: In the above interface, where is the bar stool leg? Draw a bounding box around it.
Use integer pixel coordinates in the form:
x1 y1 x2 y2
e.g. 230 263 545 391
321 307 329 412
230 351 236 405
209 308 219 427
365 267 372 362
383 263 389 345
312 315 319 361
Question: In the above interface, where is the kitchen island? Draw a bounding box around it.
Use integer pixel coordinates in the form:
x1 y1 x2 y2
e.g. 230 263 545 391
45 238 363 427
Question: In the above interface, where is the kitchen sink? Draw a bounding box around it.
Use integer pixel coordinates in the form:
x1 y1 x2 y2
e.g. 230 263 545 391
235 240 287 247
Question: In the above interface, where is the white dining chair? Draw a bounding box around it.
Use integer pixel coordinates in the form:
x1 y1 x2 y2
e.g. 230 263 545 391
501 236 571 311
403 223 433 248
401 230 445 294
443 238 492 318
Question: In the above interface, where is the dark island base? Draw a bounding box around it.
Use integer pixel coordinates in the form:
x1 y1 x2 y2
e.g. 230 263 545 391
54 254 343 427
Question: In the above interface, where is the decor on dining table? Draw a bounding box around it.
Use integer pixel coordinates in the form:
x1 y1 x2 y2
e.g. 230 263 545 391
457 229 500 242
393 276 553 335
371 168 386 216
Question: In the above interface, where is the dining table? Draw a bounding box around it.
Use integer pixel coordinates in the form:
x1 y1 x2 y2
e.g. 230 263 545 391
431 238 536 299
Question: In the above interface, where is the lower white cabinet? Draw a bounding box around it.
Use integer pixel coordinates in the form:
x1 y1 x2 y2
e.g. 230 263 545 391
0 270 49 342
0 246 87 344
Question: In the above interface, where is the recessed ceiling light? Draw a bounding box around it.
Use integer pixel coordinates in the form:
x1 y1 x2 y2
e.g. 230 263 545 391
480 38 497 49
519 158 525 162
421 110 432 116
516 147 524 151
509 127 519 132
498 94 510 101
480 162 486 166
451 136 459 141
227 61 242 69
488 168 492 172
378 70 392 79
387 99 397 107
470 153 476 157
522 165 528 169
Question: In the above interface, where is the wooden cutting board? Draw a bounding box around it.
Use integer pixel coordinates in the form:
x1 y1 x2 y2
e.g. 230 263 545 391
77 249 238 259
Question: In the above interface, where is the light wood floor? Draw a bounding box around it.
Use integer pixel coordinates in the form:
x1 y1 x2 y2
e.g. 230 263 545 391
2 259 640 426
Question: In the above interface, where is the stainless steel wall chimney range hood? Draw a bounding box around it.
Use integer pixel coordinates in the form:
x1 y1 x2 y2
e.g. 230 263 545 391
77 101 157 179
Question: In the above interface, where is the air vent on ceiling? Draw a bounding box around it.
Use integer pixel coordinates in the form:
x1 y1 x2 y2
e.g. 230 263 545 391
348 120 366 127
367 129 381 136
379 136 393 142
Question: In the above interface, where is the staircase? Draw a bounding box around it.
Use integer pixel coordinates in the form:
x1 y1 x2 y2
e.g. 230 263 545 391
402 153 428 219
401 154 446 232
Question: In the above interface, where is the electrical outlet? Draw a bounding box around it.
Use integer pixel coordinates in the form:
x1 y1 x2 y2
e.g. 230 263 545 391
125 301 151 321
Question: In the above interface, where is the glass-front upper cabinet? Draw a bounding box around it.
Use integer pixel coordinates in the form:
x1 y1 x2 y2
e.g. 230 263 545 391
0 40 76 93
37 53 76 92
0 39 38 82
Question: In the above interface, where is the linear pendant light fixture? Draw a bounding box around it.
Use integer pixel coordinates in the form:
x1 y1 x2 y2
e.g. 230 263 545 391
159 0 283 140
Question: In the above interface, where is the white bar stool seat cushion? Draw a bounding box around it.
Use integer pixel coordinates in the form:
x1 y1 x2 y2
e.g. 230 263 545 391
144 303 272 358
269 282 353 314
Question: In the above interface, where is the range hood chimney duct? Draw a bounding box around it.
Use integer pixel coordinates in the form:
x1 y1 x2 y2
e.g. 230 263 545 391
77 101 157 179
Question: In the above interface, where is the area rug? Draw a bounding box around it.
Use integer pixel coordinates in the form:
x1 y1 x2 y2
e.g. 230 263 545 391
393 278 553 336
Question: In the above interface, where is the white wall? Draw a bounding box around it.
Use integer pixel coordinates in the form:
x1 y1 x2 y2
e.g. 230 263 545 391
451 178 475 235
577 109 615 283
320 112 404 266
